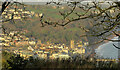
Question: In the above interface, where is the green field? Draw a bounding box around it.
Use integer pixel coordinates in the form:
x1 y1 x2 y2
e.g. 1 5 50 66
26 5 85 20
3 5 93 45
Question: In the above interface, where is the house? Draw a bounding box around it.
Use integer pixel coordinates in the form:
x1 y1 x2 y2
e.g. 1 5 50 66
15 41 29 46
110 9 114 13
84 42 89 46
78 44 83 47
44 51 49 54
77 48 86 54
9 9 15 12
0 33 5 36
3 43 10 47
73 51 77 54
42 47 46 49
31 11 35 15
29 41 36 45
58 54 70 60
15 37 19 41
38 53 47 59
18 9 23 11
4 36 8 39
48 46 53 48
19 53 27 58
22 11 30 14
4 39 10 42
35 14 39 17
9 32 15 36
2 12 6 15
5 16 8 18
54 45 57 48
28 46 34 51
62 49 68 53
8 16 12 19
0 37 5 41
24 38 29 41
13 16 21 19
58 46 63 49
38 50 43 54
39 13 43 18
65 47 68 49
14 50 18 54
4 9 7 12
0 43 4 46
14 12 19 14
50 53 59 59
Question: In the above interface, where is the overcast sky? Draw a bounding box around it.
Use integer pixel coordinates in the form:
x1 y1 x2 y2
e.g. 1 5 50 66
2 0 119 2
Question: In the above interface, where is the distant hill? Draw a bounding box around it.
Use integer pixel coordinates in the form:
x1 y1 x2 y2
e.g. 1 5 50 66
3 5 97 45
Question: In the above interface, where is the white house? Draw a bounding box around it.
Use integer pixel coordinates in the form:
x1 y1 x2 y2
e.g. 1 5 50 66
3 43 10 47
29 41 36 45
28 46 34 51
62 49 68 53
0 37 5 41
58 54 70 60
9 32 15 36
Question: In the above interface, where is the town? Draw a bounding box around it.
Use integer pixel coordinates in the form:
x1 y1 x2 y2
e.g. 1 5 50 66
1 1 120 69
1 3 117 62
1 5 65 20
0 30 88 60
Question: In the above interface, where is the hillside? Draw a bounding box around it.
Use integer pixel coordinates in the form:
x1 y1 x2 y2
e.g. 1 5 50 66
3 5 94 45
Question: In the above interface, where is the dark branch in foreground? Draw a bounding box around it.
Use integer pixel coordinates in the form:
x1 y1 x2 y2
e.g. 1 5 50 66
1 1 120 48
1 2 11 15
113 44 120 49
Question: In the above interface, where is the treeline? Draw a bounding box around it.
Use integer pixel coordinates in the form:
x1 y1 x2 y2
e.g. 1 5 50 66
2 51 119 70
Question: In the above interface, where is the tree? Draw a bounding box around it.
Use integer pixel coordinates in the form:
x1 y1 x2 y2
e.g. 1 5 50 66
7 55 28 70
1 0 119 40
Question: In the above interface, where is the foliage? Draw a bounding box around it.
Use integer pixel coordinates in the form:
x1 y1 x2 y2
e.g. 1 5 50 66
2 51 28 70
2 51 119 69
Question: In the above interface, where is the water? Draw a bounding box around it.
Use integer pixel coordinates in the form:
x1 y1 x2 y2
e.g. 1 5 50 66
95 37 119 59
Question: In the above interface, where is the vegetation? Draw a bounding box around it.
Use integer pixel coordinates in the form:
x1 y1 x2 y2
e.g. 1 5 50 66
1 1 120 69
2 51 119 70
3 5 89 45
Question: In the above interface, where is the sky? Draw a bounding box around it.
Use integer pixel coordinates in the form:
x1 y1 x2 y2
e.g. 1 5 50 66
2 0 119 2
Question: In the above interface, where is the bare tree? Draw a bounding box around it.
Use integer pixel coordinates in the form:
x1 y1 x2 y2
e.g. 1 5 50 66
40 1 120 47
1 0 120 47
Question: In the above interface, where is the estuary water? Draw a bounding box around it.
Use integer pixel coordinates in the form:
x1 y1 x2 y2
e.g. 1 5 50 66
95 37 119 59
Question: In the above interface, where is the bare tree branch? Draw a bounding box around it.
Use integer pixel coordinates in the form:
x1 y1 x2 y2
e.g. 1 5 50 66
113 44 120 49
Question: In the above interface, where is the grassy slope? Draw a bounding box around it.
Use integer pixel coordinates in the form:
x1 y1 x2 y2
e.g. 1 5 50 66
3 5 90 45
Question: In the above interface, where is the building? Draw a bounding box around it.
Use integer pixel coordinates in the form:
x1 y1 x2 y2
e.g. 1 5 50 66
78 48 85 54
37 40 41 44
28 46 34 51
78 44 83 47
58 54 70 60
29 41 36 45
70 40 74 49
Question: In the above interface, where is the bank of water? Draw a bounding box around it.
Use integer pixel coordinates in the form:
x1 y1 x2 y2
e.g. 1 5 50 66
95 37 119 59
